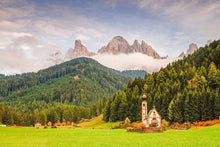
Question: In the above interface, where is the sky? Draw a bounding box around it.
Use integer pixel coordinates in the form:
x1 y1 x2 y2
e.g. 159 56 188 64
0 0 220 74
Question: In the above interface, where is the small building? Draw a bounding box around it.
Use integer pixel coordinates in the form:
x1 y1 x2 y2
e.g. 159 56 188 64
142 95 161 128
35 123 41 128
145 107 161 127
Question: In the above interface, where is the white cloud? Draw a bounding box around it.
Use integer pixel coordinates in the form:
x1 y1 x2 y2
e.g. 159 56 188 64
0 35 63 75
91 53 179 73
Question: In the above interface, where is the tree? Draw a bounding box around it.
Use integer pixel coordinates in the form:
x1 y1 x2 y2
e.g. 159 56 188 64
168 100 175 123
208 62 217 88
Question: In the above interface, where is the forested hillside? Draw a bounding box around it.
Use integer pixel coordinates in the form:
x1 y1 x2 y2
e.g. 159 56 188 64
0 57 132 125
0 58 131 110
103 39 220 123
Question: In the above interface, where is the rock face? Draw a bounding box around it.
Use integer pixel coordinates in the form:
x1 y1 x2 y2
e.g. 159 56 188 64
98 36 130 54
207 40 213 46
98 36 162 59
179 43 198 57
178 52 185 57
187 43 198 55
140 41 160 58
64 40 95 61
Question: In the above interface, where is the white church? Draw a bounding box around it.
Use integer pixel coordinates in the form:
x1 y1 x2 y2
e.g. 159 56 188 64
142 95 161 127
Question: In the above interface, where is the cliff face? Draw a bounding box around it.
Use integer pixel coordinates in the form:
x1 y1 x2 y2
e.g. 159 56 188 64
179 43 198 57
64 40 96 61
98 36 130 54
98 36 162 59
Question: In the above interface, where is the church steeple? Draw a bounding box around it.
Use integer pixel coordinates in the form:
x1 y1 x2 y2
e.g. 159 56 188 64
142 95 147 123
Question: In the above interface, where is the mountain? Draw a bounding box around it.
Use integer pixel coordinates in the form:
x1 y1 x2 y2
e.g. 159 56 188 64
207 40 213 46
98 36 162 59
64 40 95 61
98 36 130 54
0 57 132 112
103 39 220 123
179 43 198 57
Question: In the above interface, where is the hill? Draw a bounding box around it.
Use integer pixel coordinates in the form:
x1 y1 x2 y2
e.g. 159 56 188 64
78 114 118 129
0 57 131 112
103 39 220 123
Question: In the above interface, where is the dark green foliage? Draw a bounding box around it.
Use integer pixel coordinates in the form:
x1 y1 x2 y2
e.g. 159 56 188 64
104 39 220 123
0 57 131 125
0 57 130 112
0 104 91 126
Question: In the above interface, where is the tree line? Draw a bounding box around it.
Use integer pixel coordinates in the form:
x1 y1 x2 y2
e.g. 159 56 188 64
103 39 220 124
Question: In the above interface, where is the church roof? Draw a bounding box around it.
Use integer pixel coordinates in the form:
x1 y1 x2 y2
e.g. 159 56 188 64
145 108 161 119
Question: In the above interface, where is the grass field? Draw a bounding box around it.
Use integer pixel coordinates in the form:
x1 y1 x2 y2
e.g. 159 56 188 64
0 125 220 147
78 115 119 129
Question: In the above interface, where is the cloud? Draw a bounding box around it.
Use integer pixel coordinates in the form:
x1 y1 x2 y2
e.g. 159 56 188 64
91 53 179 73
0 35 63 75
133 0 220 37
0 20 30 29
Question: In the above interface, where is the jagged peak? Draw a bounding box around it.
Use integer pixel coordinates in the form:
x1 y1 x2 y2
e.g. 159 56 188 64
113 36 124 40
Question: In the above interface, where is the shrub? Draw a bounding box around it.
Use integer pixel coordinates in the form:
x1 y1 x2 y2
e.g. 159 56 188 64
57 121 61 126
193 119 220 127
61 121 66 126
124 117 131 127
138 122 146 130
111 122 121 129
180 122 191 129
162 119 169 131
131 122 138 128
47 121 52 126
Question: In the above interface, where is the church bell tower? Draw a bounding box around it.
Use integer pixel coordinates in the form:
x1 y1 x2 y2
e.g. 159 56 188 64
142 95 147 124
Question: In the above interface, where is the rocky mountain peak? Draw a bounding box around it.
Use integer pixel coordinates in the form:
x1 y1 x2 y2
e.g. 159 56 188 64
207 40 213 46
179 42 198 57
64 40 96 61
130 40 142 52
104 36 130 54
187 43 198 55
98 36 162 58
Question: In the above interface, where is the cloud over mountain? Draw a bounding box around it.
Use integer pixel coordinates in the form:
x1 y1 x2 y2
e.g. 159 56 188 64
91 53 179 73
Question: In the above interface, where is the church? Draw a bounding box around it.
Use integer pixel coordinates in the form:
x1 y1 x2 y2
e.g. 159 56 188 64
142 95 161 127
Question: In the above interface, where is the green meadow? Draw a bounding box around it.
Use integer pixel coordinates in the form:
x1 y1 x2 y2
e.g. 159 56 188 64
0 125 220 147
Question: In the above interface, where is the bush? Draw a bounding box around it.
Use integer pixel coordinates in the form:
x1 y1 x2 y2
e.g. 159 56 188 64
162 119 169 131
131 122 138 128
149 123 156 127
111 122 122 129
44 125 47 129
193 119 220 127
124 117 131 127
138 122 146 130
47 121 52 126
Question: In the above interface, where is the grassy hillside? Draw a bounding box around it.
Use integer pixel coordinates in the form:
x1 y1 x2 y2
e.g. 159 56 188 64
0 125 219 146
78 115 119 129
